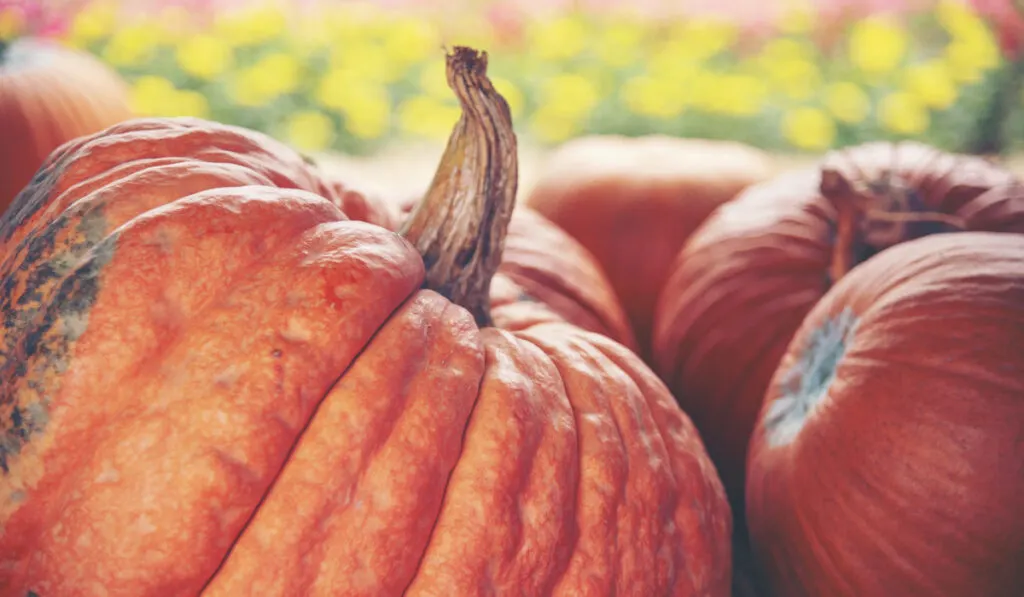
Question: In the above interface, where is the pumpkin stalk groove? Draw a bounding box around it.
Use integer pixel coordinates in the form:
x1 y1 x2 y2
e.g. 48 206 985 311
400 46 518 328
820 163 966 283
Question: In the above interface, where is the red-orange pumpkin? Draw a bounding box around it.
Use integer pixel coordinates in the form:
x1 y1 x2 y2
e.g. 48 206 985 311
0 47 731 596
651 142 1024 515
524 134 773 356
746 231 1024 597
0 37 133 214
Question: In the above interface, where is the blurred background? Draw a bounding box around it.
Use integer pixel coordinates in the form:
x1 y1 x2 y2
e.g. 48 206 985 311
2 0 1023 189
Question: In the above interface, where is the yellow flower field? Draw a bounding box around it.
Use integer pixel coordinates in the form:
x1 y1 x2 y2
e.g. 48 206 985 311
3 0 1020 155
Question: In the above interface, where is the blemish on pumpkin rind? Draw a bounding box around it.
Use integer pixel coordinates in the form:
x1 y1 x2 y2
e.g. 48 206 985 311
0 207 109 372
1 231 115 497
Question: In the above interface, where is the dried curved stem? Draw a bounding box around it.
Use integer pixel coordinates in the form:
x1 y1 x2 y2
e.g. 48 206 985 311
820 164 966 283
400 46 518 327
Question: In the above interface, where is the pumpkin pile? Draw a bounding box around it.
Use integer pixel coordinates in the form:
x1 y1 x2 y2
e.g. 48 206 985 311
0 47 731 596
0 36 134 215
2 40 1023 597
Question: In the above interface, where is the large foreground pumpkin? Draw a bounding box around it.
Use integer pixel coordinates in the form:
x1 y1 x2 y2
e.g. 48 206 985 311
524 135 773 357
747 232 1024 596
0 48 731 596
0 37 133 214
651 143 1024 514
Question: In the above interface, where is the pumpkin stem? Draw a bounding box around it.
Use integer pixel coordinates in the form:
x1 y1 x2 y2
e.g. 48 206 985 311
820 165 966 283
400 46 518 327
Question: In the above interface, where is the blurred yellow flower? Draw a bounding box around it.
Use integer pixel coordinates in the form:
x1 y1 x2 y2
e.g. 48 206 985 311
338 84 391 140
316 68 361 111
594 19 646 68
285 110 336 152
381 18 440 70
67 1 118 46
765 58 821 100
173 90 211 119
824 82 870 124
130 75 178 116
101 22 161 67
905 60 958 110
331 41 403 84
397 95 460 140
0 8 25 39
228 69 277 108
944 33 1000 83
697 74 769 116
255 52 303 96
935 0 988 40
649 40 703 80
878 91 929 134
176 35 234 80
539 74 600 122
759 38 817 64
212 4 288 47
529 105 581 144
681 18 738 59
621 75 685 119
491 76 525 119
418 59 451 99
848 16 908 75
528 14 589 62
782 107 836 150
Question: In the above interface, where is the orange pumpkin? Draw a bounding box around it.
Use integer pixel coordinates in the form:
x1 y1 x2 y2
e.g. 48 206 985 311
524 134 773 356
747 232 1024 597
651 142 1024 517
0 37 133 214
490 207 638 350
0 47 731 596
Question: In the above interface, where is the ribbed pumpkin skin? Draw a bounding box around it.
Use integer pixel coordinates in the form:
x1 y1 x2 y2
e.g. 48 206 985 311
0 117 732 596
747 232 1024 597
651 142 1024 514
0 38 133 214
525 134 773 357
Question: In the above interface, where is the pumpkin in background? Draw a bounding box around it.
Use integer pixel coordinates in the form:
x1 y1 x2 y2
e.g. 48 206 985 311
489 207 638 350
339 182 639 350
524 134 773 357
747 232 1024 597
0 37 133 215
0 47 731 596
651 141 1024 519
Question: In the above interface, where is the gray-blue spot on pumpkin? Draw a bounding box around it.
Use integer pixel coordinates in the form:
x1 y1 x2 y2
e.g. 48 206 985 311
764 307 859 447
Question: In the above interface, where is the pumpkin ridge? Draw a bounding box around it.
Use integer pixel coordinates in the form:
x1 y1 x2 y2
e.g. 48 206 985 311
402 328 579 596
1 118 336 256
205 291 481 596
398 340 486 595
590 336 733 595
517 325 692 594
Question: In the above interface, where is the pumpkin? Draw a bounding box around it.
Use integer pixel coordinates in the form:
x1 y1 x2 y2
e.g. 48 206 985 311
489 208 638 350
746 231 1024 597
0 37 133 215
524 134 773 356
0 47 732 596
651 141 1024 518
329 168 639 350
